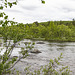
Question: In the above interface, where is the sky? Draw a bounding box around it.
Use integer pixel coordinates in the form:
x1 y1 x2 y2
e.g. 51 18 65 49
3 0 75 24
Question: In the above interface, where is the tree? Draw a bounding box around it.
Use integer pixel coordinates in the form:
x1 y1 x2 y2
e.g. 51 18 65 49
72 18 75 25
0 0 45 27
0 0 45 10
0 0 35 74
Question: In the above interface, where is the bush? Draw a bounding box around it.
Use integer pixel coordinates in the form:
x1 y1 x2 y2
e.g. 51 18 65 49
23 53 71 75
0 37 35 75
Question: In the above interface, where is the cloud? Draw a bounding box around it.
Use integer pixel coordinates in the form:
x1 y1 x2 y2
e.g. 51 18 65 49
3 0 75 23
62 7 75 12
20 5 38 11
4 9 22 13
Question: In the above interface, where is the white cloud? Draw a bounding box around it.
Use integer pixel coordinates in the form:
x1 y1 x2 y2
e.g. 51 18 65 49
3 0 75 23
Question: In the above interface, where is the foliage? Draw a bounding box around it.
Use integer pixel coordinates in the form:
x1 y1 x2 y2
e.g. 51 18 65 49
41 0 45 4
30 21 75 41
23 53 71 75
0 0 17 9
0 39 35 75
3 21 74 42
1 20 75 42
0 0 45 75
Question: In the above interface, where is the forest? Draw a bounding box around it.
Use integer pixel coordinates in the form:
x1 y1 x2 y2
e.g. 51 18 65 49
0 20 75 42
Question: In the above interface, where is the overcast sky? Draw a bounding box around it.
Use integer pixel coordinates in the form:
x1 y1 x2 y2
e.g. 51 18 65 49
3 0 75 24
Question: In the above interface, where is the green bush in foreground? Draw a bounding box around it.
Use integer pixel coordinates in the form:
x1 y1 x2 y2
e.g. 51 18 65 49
0 39 35 75
23 53 71 75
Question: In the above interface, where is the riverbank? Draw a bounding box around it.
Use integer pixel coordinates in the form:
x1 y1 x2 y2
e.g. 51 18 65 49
30 37 75 42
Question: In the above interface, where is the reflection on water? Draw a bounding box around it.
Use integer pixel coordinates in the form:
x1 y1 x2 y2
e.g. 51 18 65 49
0 39 75 75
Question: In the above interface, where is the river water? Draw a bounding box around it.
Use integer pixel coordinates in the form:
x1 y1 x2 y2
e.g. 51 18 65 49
0 39 75 75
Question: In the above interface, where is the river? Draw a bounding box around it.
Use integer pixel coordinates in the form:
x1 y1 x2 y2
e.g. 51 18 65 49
0 39 75 75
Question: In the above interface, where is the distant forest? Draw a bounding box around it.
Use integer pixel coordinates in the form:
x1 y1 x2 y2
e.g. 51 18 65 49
0 19 75 42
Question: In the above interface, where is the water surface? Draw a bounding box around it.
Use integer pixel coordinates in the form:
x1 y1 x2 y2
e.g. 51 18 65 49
0 39 75 75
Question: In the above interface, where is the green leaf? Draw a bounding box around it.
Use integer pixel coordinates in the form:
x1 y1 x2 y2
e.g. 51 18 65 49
4 63 10 69
4 3 7 8
50 59 53 64
3 12 6 15
8 2 12 8
42 0 45 4
4 16 8 19
12 57 17 63
5 0 7 2
0 13 3 17
2 24 5 27
5 5 7 8
32 42 35 45
0 63 3 70
13 2 17 5
0 20 3 25
0 6 3 10
4 3 7 5
4 20 8 25
0 63 3 74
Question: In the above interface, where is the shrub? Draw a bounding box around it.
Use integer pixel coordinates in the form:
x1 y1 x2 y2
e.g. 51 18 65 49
23 53 71 75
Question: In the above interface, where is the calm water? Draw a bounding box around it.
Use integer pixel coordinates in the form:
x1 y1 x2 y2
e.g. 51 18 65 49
0 39 75 75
